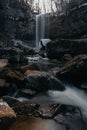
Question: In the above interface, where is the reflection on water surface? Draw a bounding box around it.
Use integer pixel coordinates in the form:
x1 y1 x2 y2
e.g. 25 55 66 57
9 116 66 130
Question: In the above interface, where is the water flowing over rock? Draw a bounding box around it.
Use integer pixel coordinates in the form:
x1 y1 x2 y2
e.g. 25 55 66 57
52 54 87 89
0 0 87 130
2 96 86 130
24 70 65 93
36 13 50 49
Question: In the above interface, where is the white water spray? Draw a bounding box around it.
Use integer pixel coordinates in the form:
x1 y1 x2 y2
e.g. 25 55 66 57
36 13 50 49
36 14 45 48
35 0 54 49
48 86 87 119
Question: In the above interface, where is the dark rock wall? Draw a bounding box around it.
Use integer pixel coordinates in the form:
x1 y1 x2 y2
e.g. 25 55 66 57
47 39 87 60
50 2 87 39
0 0 35 46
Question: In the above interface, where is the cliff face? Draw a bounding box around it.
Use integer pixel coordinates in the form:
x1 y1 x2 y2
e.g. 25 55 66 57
46 1 87 60
0 0 35 46
50 1 87 39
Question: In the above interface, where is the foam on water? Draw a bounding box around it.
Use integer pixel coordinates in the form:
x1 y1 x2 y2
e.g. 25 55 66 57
48 86 87 118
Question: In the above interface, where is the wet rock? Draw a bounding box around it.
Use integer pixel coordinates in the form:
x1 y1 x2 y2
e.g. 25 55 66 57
2 96 40 116
24 70 65 92
54 109 87 130
21 60 61 72
0 102 16 130
54 54 87 88
0 48 28 63
0 79 10 96
0 79 6 96
47 39 87 60
0 102 16 118
0 59 8 68
0 68 65 97
21 63 40 71
0 69 26 96
2 96 73 119
24 70 47 77
3 69 25 88
0 79 6 87
7 70 24 81
3 96 84 130
18 89 36 98
62 54 72 61
12 40 35 55
5 70 26 93
24 70 49 92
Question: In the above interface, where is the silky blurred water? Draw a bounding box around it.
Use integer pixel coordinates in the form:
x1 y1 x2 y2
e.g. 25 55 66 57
9 116 66 130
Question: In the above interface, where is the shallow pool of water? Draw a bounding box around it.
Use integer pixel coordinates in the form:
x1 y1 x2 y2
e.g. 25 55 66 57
9 116 66 130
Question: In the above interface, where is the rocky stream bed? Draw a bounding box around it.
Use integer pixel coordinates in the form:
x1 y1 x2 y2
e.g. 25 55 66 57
0 0 87 130
0 41 87 130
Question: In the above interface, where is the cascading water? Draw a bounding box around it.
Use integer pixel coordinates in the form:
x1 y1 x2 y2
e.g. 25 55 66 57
36 14 45 49
48 85 87 120
35 0 57 49
36 13 50 49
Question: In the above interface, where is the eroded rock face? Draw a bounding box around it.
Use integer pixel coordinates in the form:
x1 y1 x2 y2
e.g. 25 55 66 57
0 0 35 47
46 39 87 60
50 2 87 39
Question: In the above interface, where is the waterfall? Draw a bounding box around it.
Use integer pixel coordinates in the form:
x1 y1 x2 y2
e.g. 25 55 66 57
36 13 50 49
35 0 54 49
36 14 45 48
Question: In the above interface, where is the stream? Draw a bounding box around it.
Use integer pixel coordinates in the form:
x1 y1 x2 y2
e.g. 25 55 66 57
9 116 66 130
0 1 87 130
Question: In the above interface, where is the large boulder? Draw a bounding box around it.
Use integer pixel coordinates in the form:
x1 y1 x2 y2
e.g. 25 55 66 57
0 59 8 69
53 55 87 89
46 39 87 60
24 70 65 93
0 102 16 130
